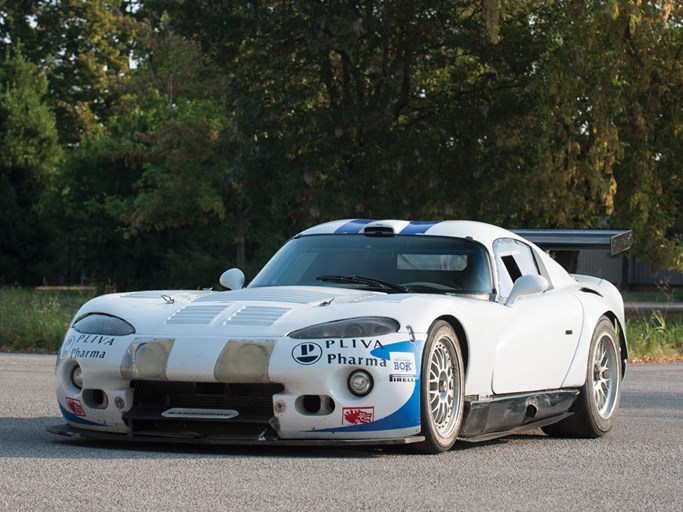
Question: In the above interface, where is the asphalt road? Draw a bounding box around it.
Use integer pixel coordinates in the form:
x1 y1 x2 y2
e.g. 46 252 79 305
1 354 681 512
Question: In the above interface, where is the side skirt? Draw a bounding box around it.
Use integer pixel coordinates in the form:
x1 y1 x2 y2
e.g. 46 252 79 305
459 389 580 442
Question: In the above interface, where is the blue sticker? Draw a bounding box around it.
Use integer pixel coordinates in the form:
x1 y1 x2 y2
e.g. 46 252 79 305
310 339 424 433
370 340 420 360
334 219 373 234
312 380 421 432
400 221 438 235
59 403 104 427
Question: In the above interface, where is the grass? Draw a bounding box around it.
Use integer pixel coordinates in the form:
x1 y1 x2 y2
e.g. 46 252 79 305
0 287 681 361
0 287 95 353
626 311 683 362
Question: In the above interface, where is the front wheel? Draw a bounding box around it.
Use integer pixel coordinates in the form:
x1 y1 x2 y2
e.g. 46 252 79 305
414 321 464 453
543 316 622 438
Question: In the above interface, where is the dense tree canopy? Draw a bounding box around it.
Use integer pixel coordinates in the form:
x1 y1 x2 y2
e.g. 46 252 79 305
1 0 681 288
0 47 61 284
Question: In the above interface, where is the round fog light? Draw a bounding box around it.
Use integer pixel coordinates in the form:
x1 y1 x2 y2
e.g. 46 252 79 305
70 365 83 390
348 370 373 397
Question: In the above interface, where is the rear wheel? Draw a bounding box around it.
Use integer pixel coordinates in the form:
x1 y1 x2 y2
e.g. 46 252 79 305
414 321 464 453
543 316 622 437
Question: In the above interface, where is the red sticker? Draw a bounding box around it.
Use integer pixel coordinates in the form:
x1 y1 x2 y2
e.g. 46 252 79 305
66 397 86 417
342 406 374 425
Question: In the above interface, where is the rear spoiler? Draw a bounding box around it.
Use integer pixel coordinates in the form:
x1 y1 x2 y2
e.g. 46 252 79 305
511 229 633 256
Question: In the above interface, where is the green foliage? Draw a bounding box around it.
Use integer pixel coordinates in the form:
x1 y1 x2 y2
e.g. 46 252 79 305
48 26 243 289
2 0 682 288
626 312 683 361
147 1 683 275
0 0 136 144
0 287 94 352
0 47 62 284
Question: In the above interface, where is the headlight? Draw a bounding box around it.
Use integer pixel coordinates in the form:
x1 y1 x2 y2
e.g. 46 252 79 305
214 340 275 383
289 317 400 339
73 314 135 336
120 339 174 380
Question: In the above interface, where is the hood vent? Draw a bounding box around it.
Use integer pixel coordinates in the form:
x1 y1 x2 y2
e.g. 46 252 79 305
224 306 290 326
166 305 227 325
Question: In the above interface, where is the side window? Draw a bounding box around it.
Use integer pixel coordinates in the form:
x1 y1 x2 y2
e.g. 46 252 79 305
493 238 540 298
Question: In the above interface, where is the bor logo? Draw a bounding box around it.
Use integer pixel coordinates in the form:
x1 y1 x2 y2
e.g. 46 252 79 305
292 342 322 365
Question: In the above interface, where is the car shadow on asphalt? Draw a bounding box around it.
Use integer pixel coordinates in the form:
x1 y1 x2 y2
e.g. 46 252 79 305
0 416 386 459
1 416 557 460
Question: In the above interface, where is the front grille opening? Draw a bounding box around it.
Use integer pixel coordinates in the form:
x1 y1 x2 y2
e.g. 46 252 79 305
130 381 283 413
125 381 284 437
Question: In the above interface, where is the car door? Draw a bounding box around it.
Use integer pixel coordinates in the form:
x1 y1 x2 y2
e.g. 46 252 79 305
491 238 583 394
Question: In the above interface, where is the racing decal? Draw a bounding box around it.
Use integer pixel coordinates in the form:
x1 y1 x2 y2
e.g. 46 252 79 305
59 336 75 359
65 397 86 417
60 334 116 360
161 408 239 420
310 340 424 433
58 402 102 427
370 340 419 361
327 354 387 366
334 219 372 234
389 352 417 382
73 334 115 345
69 348 107 359
389 374 417 383
323 339 387 366
399 221 438 235
389 352 415 374
342 407 374 425
324 339 383 349
312 379 421 433
292 342 323 365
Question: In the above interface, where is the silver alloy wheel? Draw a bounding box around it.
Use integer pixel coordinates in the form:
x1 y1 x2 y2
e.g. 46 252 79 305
428 339 460 437
541 316 622 438
592 334 619 419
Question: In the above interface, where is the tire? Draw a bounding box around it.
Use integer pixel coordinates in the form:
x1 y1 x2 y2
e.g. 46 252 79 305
542 316 622 438
413 321 465 453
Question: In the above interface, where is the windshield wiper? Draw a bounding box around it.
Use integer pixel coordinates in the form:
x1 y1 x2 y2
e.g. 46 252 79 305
316 275 411 293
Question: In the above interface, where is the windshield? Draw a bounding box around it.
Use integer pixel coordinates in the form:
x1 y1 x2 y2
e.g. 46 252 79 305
249 234 493 296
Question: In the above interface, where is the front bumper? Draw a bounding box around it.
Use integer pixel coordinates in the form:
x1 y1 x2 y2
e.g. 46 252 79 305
54 332 425 441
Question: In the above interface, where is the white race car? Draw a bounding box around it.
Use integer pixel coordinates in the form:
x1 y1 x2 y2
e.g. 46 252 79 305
49 220 632 453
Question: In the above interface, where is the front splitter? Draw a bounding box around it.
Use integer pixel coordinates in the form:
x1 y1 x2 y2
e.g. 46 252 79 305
47 424 424 447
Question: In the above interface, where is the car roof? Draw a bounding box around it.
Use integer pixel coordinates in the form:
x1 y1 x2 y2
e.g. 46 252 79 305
298 219 525 250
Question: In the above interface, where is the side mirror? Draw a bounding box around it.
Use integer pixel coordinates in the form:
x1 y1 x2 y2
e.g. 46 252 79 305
505 274 549 306
220 268 245 290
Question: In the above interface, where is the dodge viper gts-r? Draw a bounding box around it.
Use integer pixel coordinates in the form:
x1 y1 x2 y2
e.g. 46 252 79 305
49 219 632 453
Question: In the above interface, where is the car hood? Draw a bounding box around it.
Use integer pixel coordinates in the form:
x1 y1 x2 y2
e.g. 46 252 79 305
75 286 436 338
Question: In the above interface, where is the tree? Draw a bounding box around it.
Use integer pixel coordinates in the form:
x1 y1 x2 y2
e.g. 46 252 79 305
0 0 136 144
51 24 242 289
0 46 62 284
29 0 683 289
609 1 683 271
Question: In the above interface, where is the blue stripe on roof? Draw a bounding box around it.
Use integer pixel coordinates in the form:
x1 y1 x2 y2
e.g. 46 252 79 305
400 221 438 234
334 219 373 234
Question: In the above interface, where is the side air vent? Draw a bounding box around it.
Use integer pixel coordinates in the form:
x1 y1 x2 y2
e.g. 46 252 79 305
580 287 603 297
